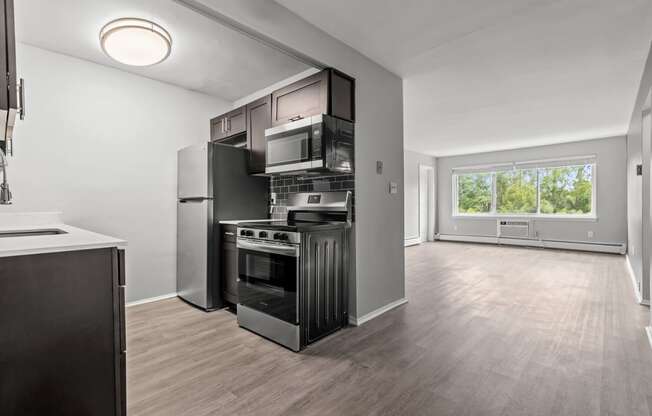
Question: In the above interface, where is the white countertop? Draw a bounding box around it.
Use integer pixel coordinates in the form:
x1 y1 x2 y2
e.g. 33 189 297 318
219 219 271 225
0 212 127 258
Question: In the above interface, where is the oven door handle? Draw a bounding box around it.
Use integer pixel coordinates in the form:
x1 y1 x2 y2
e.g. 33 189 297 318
237 240 300 257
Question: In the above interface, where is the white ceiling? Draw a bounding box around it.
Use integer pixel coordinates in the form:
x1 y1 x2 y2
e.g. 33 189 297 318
275 0 652 156
15 0 310 102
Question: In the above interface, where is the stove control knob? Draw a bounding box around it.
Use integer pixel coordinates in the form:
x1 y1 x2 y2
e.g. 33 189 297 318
246 230 255 237
259 231 268 238
240 230 247 236
273 233 281 240
279 233 289 241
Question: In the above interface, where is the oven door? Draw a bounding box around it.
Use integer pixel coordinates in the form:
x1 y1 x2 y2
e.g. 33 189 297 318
237 239 300 324
265 118 315 173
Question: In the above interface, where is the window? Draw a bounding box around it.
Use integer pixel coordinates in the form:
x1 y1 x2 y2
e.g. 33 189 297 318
453 158 595 217
539 165 593 215
456 173 492 214
496 169 537 214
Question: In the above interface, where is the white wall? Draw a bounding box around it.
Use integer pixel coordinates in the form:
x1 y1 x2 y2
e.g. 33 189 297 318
193 0 405 320
5 44 230 302
404 150 435 243
437 136 628 245
627 43 652 303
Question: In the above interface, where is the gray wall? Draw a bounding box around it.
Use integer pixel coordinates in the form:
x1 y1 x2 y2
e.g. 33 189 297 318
437 136 628 245
626 43 652 302
196 0 406 319
6 44 230 303
404 150 435 242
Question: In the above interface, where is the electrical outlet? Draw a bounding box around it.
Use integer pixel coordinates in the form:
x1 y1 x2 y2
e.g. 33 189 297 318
270 193 277 205
588 231 594 239
389 182 398 194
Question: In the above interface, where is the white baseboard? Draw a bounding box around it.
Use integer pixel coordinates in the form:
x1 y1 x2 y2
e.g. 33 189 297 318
437 234 626 255
127 292 177 307
349 297 408 326
625 255 647 305
438 234 496 244
646 327 652 350
404 237 421 247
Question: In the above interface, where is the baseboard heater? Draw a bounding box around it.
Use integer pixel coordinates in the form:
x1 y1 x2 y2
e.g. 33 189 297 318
436 234 626 255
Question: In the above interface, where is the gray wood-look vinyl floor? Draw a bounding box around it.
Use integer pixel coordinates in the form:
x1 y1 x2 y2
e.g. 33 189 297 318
126 242 652 416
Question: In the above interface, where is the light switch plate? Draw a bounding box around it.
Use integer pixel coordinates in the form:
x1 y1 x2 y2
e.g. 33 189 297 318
389 181 398 194
376 161 383 175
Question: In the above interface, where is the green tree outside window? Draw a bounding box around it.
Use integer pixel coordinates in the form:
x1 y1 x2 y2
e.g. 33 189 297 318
455 163 593 216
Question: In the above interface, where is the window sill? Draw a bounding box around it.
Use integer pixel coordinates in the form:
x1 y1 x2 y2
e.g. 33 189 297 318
452 214 598 222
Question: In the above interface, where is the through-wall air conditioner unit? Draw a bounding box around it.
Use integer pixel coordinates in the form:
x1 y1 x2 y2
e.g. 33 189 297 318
497 220 530 239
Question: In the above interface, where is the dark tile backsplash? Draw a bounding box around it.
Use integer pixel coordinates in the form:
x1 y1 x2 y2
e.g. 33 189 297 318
270 174 355 220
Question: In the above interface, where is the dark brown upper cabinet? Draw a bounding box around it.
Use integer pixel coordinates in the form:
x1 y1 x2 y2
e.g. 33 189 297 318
0 0 18 154
210 105 247 143
246 95 271 174
207 68 354 174
271 68 355 127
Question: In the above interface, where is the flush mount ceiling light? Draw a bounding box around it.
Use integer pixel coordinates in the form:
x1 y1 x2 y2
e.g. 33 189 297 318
100 18 172 67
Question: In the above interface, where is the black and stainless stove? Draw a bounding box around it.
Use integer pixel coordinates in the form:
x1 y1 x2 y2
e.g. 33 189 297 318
236 191 352 351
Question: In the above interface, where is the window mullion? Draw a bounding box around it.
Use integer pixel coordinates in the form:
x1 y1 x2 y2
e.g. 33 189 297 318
491 172 497 214
536 168 541 214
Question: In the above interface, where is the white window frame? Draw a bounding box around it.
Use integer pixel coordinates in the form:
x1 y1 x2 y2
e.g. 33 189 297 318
452 158 597 221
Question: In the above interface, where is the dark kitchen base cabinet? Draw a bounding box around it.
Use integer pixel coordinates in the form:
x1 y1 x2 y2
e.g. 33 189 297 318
0 247 127 416
221 224 238 304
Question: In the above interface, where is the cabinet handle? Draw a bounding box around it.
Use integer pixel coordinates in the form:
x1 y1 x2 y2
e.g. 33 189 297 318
221 118 226 134
289 115 303 122
227 117 231 132
224 232 234 236
18 78 25 121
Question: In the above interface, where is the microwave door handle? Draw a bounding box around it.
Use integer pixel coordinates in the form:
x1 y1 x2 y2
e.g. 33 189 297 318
237 240 299 257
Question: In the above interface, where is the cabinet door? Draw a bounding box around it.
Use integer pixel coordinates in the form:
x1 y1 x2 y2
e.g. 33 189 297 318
271 70 328 126
329 69 355 122
5 0 15 113
0 249 118 415
222 241 238 304
210 116 227 142
0 0 8 118
246 95 271 173
225 106 246 137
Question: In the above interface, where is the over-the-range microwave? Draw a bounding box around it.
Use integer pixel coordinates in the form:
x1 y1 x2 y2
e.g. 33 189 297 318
264 114 354 175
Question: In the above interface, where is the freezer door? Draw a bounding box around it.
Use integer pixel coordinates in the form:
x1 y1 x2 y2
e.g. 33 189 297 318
178 143 211 199
177 199 209 309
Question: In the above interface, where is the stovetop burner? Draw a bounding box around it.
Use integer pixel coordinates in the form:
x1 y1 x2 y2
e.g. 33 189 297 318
239 191 352 234
237 220 340 232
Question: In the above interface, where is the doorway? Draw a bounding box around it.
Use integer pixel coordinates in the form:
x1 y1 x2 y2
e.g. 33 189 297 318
418 165 436 243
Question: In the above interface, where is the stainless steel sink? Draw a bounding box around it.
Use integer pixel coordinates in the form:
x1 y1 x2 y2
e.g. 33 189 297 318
0 228 67 238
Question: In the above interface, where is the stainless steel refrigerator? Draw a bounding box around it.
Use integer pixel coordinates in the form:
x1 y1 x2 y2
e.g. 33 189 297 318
177 142 268 311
